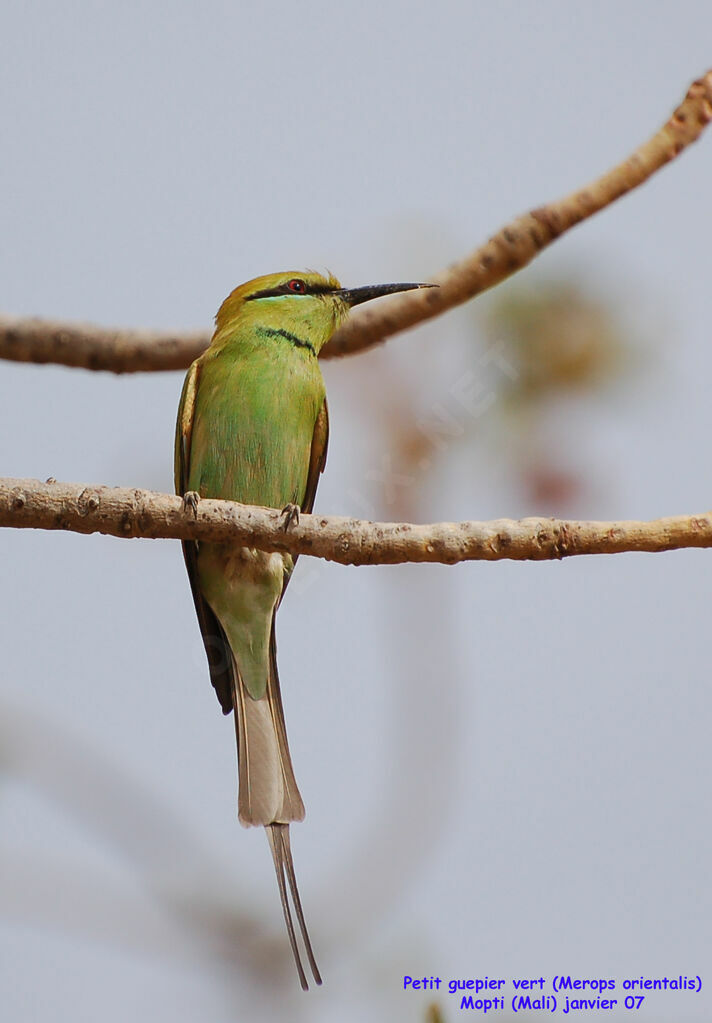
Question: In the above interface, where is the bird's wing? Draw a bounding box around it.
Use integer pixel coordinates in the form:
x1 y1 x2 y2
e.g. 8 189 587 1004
278 397 329 603
302 397 329 515
175 361 234 715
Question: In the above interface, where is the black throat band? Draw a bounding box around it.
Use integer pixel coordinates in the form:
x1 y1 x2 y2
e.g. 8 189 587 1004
257 326 317 357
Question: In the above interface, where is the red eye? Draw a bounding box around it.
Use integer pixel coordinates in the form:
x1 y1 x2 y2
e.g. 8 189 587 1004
286 278 307 293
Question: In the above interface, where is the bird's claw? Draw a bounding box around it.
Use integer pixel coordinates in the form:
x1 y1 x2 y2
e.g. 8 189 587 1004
183 491 200 518
281 503 300 531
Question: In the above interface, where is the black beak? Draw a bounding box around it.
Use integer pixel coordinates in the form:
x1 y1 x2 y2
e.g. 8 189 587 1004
335 282 437 307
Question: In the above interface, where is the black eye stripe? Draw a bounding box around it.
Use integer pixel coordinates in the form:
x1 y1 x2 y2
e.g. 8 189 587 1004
245 281 336 301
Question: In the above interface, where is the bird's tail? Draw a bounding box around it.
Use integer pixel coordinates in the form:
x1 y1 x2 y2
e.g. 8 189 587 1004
231 625 305 828
230 624 320 988
266 823 322 990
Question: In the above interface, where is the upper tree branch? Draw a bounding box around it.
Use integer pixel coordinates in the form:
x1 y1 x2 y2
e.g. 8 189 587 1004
2 477 711 566
1 71 710 374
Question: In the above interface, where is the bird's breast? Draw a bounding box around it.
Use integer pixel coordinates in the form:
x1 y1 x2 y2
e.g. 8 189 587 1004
189 342 325 511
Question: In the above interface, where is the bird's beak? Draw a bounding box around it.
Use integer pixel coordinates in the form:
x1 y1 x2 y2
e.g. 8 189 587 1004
335 282 437 307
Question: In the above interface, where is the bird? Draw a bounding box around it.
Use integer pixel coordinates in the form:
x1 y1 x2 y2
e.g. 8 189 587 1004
175 270 433 988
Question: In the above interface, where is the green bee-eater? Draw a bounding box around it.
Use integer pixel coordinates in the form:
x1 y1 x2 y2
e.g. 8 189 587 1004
175 271 431 988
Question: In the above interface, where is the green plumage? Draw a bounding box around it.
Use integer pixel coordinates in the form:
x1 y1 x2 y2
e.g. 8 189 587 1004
188 336 325 699
189 336 325 511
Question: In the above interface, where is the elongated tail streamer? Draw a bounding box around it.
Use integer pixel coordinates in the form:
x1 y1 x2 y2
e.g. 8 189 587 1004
266 823 322 990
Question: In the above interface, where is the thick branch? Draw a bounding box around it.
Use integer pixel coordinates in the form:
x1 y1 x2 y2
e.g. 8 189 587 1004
1 71 710 374
2 477 711 566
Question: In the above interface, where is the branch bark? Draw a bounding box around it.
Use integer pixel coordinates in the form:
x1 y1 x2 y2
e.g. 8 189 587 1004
2 477 711 566
0 320 209 374
1 71 710 374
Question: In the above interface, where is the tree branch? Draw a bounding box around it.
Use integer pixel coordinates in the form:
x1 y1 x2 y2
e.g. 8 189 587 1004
2 477 711 566
0 320 209 374
1 71 710 374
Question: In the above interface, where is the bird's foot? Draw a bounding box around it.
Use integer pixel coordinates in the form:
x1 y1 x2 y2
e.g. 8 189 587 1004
183 491 200 518
281 503 300 531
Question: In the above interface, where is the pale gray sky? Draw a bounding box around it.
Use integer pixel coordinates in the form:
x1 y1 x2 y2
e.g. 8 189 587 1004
1 2 711 1021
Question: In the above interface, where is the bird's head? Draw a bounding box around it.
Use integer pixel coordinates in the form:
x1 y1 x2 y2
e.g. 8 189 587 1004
213 270 433 355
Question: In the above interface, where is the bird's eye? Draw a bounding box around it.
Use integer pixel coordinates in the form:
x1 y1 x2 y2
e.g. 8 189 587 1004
286 278 307 294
